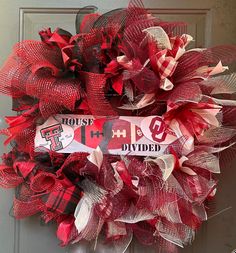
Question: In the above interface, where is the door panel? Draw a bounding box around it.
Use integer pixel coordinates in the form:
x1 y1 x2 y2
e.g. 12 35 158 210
20 7 210 47
20 8 95 41
0 0 236 253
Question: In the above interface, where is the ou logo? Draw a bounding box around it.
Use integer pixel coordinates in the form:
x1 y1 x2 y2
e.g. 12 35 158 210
149 117 167 142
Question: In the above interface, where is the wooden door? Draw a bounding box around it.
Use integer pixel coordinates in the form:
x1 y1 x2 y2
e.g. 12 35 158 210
0 0 236 252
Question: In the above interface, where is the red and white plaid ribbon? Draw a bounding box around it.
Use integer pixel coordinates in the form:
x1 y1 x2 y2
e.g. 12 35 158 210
155 49 178 80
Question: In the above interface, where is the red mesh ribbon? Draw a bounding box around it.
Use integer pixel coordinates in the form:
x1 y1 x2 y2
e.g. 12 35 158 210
13 184 44 219
0 164 23 188
80 71 117 116
13 196 44 219
0 41 82 118
30 172 57 193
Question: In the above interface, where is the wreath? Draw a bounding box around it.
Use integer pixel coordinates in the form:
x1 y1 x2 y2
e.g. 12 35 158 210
0 1 236 252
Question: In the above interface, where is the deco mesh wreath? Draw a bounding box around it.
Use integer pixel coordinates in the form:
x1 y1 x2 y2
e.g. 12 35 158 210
1 1 236 252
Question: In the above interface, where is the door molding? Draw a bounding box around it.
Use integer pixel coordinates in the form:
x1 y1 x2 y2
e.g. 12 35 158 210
19 7 96 41
19 7 212 47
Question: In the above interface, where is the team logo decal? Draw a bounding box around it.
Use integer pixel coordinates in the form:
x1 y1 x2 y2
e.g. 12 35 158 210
40 124 63 151
35 117 74 152
149 116 167 142
141 116 177 144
